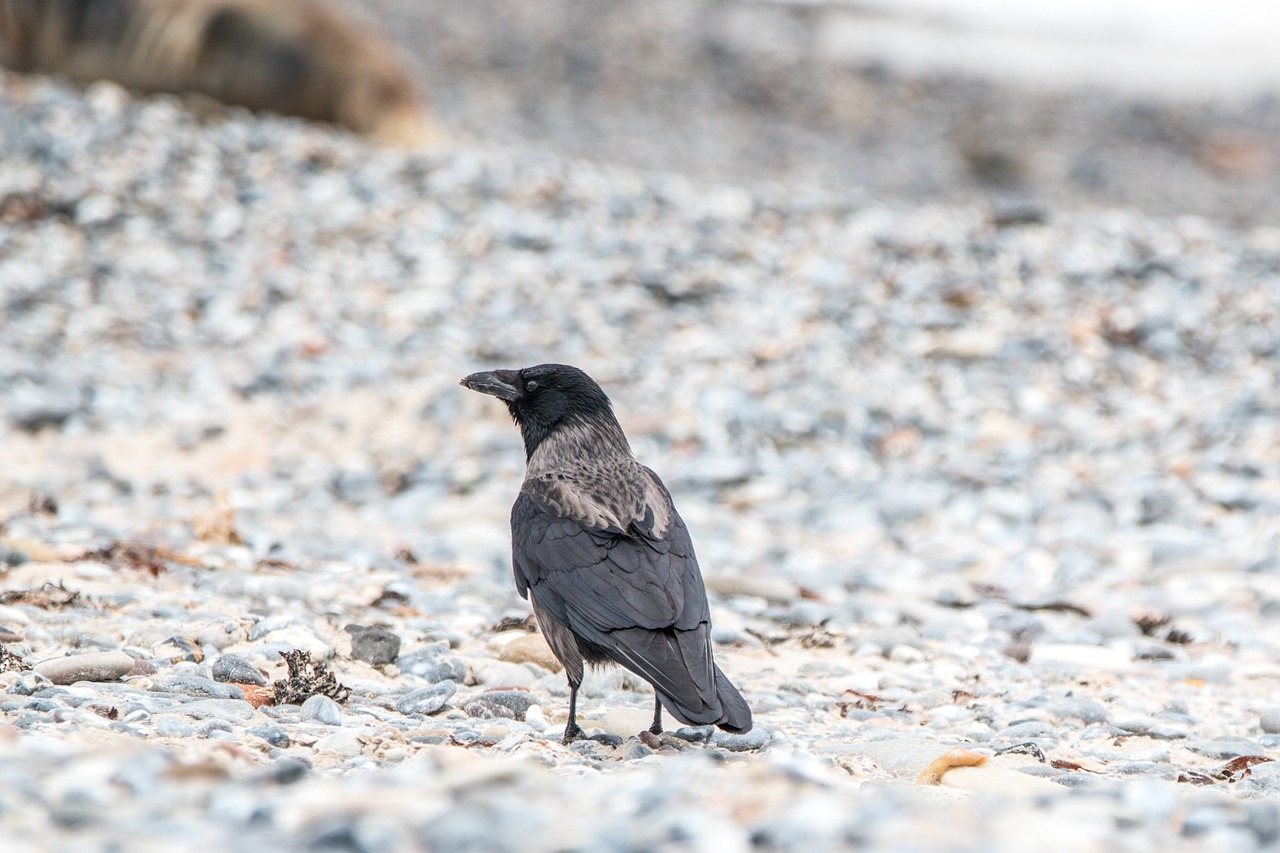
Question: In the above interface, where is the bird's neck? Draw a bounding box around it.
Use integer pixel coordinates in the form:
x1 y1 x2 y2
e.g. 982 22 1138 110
523 411 632 471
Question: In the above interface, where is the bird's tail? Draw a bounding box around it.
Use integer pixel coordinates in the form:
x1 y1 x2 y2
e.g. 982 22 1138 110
712 664 752 733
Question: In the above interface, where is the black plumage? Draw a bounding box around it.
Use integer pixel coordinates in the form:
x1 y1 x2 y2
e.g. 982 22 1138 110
461 363 752 743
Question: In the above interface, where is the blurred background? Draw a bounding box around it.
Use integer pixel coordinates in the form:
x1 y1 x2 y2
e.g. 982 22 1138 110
350 0 1280 224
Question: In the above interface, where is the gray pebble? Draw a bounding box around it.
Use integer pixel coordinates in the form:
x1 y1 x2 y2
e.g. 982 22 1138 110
398 645 466 683
154 715 194 737
300 694 344 725
34 651 135 685
395 681 456 716
711 728 772 752
673 726 715 743
1260 708 1280 734
1187 737 1269 759
152 699 255 721
151 676 244 701
344 625 401 666
462 690 534 721
246 725 292 748
212 654 267 686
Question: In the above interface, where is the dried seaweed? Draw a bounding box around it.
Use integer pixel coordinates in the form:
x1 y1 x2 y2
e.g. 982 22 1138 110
91 540 169 575
0 581 82 609
272 649 350 705
0 643 31 673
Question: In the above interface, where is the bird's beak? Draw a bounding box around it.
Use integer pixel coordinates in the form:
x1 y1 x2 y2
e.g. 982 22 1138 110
460 370 521 401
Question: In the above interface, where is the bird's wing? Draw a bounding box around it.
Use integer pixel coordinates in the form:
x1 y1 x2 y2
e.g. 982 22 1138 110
510 468 709 634
511 470 729 723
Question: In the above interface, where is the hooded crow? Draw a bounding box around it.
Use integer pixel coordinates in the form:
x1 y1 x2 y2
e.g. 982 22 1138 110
461 363 752 743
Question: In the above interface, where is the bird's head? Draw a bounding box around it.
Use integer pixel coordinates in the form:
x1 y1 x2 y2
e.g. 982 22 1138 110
460 363 619 458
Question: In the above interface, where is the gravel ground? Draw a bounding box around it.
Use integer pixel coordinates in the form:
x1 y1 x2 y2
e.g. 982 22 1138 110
3 61 1280 852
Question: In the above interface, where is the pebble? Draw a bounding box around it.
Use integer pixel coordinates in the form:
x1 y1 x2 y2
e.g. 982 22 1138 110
152 699 256 722
34 652 136 685
1260 709 1280 735
212 654 267 687
343 625 401 666
151 676 245 701
300 695 345 725
398 645 467 683
463 690 535 721
395 682 457 716
497 634 561 672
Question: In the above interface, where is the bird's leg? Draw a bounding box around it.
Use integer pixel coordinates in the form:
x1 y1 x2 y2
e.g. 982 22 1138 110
562 680 585 744
649 693 663 735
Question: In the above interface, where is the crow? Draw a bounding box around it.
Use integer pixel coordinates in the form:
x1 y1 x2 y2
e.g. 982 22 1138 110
461 363 752 744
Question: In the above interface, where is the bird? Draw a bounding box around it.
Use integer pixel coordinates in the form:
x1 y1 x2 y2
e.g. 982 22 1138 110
461 363 752 744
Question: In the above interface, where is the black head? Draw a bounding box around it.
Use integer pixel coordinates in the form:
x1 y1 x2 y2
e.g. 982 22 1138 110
460 363 619 458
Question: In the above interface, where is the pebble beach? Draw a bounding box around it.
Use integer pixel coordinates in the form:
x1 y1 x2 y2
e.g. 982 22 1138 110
3 22 1280 851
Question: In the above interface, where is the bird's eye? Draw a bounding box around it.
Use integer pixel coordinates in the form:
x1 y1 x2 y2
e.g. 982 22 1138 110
525 380 538 392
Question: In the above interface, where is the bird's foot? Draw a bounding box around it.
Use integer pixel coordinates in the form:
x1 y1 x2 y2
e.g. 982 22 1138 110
561 723 586 745
647 721 663 735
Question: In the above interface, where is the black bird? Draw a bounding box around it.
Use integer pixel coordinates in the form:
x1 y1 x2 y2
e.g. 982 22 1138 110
461 363 752 743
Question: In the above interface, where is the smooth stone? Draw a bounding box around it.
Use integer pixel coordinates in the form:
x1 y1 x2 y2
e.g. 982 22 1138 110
673 726 715 743
1048 698 1109 724
599 707 658 739
712 727 772 752
212 654 267 686
151 676 244 701
300 695 344 726
462 690 535 722
256 627 331 660
247 725 292 748
343 625 401 666
497 634 561 672
34 652 135 685
1187 737 1269 759
254 757 311 786
1260 708 1280 734
155 716 195 737
314 731 363 759
152 699 255 721
396 681 456 716
398 645 466 683
470 659 537 689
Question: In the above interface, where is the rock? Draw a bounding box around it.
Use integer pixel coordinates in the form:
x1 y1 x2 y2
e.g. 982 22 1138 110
497 634 561 672
711 728 772 752
255 628 331 660
213 654 267 686
462 690 535 721
469 659 537 688
300 695 344 725
600 707 657 739
396 681 456 716
398 645 466 683
151 699 255 721
314 731 363 759
151 676 244 701
34 652 136 685
343 625 401 666
1261 708 1280 735
151 637 205 663
247 725 292 748
1187 737 1269 759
